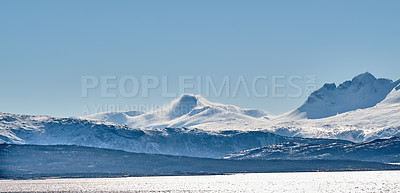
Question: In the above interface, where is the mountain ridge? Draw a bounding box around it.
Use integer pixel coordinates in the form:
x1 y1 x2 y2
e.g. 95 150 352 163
1 112 351 158
291 72 400 119
81 72 399 126
1 73 399 147
76 73 400 142
80 93 269 129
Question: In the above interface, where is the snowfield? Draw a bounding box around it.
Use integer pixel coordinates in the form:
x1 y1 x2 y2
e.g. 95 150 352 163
1 171 400 192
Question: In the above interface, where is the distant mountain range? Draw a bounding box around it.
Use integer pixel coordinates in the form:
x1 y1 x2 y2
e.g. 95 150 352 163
0 112 348 158
0 73 399 151
1 72 400 179
79 72 400 141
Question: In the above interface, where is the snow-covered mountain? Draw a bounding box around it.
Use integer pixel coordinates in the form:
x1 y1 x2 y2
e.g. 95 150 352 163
289 72 400 119
78 73 400 142
0 73 399 161
2 72 400 146
80 94 269 129
0 112 347 158
271 82 400 141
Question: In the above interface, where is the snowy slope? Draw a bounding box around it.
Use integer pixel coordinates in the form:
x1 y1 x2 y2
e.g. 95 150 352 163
80 94 269 129
289 72 400 119
270 83 400 141
81 110 144 125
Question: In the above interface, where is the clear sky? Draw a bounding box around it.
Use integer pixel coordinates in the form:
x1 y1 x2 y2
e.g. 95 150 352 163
1 0 399 117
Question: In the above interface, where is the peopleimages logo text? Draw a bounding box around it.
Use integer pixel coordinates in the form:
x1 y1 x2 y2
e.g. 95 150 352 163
82 75 317 99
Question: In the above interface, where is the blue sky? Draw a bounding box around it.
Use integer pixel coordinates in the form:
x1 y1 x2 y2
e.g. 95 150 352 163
1 0 400 117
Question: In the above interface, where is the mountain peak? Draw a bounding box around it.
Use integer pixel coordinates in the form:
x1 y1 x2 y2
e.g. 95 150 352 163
168 94 207 118
172 94 210 108
177 94 199 104
352 72 376 83
296 72 397 119
322 83 336 90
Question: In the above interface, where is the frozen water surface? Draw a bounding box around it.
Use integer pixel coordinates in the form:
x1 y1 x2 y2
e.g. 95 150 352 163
1 171 400 192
